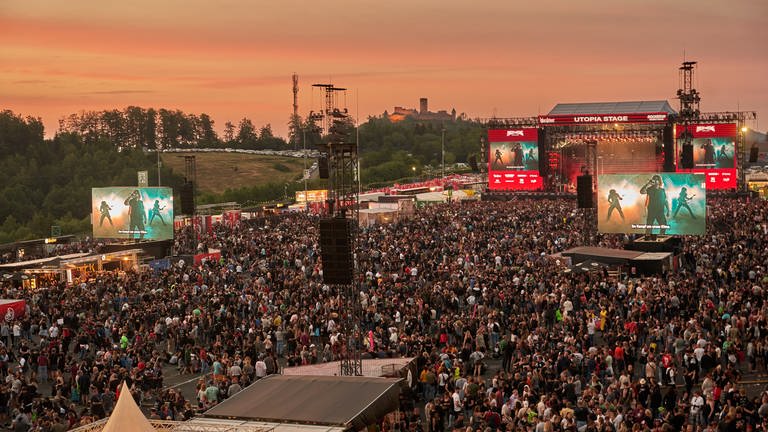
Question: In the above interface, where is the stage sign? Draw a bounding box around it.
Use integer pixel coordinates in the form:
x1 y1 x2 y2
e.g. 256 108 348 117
92 187 174 240
538 112 669 126
487 128 542 190
597 173 706 236
295 189 329 204
676 123 737 189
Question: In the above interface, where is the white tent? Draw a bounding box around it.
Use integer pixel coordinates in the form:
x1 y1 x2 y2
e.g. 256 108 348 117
101 382 155 432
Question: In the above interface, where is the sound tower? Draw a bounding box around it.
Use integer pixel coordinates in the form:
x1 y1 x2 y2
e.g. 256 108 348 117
319 217 353 285
180 182 195 215
318 156 329 179
750 146 759 163
662 125 675 172
577 175 594 209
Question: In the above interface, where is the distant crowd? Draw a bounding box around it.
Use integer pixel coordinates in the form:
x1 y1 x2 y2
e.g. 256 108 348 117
0 195 767 431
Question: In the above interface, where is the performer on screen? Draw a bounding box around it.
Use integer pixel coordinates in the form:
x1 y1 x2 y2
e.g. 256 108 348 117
511 143 523 167
640 174 669 235
524 148 537 170
672 187 696 220
494 148 504 166
716 144 730 167
148 199 167 226
605 189 625 222
98 201 113 227
701 138 715 166
124 190 147 239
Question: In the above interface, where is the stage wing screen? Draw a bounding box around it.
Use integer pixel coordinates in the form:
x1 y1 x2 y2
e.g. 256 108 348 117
92 187 174 240
676 123 737 189
487 128 541 190
597 173 706 236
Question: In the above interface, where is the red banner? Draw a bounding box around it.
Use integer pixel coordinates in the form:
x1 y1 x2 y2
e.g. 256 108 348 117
194 251 221 265
538 112 669 126
487 128 542 191
0 299 25 322
223 210 241 227
676 123 737 190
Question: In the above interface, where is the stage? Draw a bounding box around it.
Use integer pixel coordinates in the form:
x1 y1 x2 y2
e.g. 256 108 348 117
559 246 673 275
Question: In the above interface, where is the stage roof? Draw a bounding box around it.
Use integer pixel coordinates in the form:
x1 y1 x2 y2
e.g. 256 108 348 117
204 375 403 430
548 101 677 115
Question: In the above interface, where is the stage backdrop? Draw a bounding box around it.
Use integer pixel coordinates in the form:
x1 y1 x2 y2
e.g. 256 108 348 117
597 173 706 236
92 187 174 240
676 123 737 189
487 128 542 190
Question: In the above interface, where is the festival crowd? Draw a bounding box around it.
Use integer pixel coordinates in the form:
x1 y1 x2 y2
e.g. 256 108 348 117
0 196 767 432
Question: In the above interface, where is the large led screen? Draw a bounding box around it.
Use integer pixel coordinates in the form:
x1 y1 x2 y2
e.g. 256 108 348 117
597 173 706 236
92 187 174 240
487 128 542 190
676 123 737 189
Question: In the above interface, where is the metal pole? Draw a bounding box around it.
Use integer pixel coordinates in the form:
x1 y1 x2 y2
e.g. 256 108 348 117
157 146 161 186
441 127 446 180
303 128 308 211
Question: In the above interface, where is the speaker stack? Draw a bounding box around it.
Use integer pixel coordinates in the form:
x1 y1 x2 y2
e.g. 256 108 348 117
180 182 195 215
577 175 594 209
319 217 354 285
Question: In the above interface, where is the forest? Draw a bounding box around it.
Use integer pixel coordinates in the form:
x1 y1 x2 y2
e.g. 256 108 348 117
0 108 485 242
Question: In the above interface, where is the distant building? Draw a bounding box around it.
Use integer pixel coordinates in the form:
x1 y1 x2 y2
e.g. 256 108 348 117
387 98 456 122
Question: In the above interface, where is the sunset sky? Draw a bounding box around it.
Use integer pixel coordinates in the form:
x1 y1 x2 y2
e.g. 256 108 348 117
2 0 766 138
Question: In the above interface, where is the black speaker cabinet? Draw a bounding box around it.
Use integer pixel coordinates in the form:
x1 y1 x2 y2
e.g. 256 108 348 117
577 175 593 209
319 217 353 285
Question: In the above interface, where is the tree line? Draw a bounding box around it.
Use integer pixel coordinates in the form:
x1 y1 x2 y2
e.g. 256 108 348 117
0 110 185 244
57 106 289 150
0 107 487 242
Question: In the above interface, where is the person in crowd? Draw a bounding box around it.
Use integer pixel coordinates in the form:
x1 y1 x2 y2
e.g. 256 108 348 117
0 196 766 431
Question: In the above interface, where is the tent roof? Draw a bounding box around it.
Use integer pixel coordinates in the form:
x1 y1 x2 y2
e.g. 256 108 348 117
102 382 155 432
204 375 403 430
548 100 677 115
0 253 89 269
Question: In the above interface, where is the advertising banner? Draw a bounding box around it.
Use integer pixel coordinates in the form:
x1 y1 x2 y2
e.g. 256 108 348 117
676 123 737 189
92 187 174 240
597 173 706 235
487 128 542 190
0 299 26 322
538 112 669 126
295 189 329 204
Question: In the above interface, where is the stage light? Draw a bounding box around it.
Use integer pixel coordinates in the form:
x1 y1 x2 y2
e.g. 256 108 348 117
741 126 748 133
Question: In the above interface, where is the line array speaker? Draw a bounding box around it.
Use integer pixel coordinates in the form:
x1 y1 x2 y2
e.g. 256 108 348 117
180 182 195 215
577 175 593 209
319 217 353 285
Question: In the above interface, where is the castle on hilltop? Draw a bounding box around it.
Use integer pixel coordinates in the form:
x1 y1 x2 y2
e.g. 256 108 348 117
387 98 456 122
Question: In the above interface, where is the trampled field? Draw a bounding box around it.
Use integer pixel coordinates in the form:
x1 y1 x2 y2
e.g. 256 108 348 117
161 152 306 195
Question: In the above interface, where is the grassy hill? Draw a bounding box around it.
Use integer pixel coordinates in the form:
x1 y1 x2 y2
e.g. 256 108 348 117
160 152 306 195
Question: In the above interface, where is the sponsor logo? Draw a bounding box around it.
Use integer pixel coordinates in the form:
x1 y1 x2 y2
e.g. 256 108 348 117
506 130 525 137
574 115 629 123
539 117 555 124
696 126 716 133
647 114 667 121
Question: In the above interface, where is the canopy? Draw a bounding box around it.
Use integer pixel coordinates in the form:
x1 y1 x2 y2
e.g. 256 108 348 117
204 375 403 430
548 100 677 115
102 382 155 432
